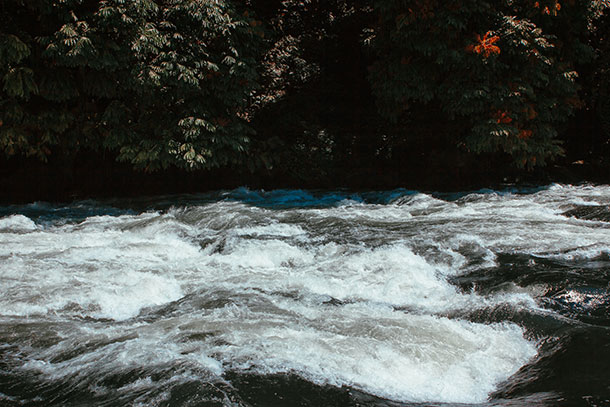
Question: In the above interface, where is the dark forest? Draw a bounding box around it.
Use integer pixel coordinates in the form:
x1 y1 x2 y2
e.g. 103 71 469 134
1 0 609 201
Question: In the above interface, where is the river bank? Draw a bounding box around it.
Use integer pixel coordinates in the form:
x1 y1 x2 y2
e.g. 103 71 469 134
1 150 608 204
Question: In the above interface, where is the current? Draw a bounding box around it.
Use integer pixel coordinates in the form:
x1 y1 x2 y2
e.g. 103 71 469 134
1 184 609 406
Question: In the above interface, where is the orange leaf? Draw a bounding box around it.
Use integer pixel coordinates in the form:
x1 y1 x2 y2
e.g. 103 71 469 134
495 110 512 124
470 31 501 58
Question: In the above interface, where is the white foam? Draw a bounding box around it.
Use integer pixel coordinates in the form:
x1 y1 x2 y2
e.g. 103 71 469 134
212 302 537 404
535 244 610 261
391 193 452 213
211 238 314 270
232 222 308 239
20 325 223 382
0 215 195 320
7 184 610 403
299 244 462 312
90 273 184 320
0 214 37 232
15 296 535 404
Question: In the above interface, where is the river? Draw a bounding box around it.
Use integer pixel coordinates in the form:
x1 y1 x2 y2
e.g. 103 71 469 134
1 184 609 406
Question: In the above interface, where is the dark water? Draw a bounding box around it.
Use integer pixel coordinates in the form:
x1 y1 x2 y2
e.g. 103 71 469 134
1 185 609 406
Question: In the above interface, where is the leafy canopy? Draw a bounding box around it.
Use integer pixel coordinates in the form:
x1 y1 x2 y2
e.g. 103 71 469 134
0 0 265 169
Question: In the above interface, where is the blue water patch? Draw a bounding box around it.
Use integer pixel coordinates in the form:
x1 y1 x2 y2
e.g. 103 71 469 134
219 187 440 208
0 184 560 222
219 185 553 208
222 187 363 208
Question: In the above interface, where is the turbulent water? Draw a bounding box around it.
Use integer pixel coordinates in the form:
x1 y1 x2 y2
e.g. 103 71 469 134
1 184 609 407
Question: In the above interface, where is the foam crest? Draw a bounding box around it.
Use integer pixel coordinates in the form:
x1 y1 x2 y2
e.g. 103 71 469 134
20 324 223 387
210 238 314 270
391 192 451 211
88 273 184 320
211 301 536 404
0 215 198 320
0 214 37 232
232 222 308 239
15 289 534 404
299 244 462 311
534 244 610 262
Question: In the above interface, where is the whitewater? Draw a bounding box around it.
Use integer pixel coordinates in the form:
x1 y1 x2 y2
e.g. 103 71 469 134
1 184 609 406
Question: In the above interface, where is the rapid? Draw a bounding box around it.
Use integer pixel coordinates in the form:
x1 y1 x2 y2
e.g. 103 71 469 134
1 184 609 406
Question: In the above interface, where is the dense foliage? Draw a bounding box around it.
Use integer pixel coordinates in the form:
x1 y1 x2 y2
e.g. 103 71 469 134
369 0 594 168
1 0 264 170
1 0 609 181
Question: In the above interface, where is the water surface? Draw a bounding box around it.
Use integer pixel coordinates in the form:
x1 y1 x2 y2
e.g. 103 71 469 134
1 184 609 406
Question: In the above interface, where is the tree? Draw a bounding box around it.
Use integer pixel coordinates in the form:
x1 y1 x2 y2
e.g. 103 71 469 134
2 0 609 185
368 0 597 168
245 0 379 180
0 0 265 170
